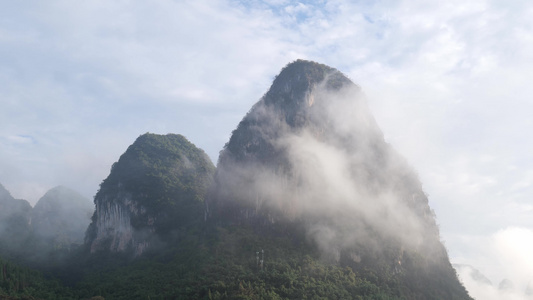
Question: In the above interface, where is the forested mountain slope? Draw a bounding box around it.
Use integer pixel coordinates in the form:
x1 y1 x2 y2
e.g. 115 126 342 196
85 133 215 256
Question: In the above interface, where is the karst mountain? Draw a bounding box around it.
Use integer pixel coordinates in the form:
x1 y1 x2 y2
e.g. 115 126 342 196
208 59 471 299
85 133 215 256
0 60 472 299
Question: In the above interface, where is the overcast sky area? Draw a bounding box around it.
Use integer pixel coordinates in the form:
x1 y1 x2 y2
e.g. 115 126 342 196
1 1 532 298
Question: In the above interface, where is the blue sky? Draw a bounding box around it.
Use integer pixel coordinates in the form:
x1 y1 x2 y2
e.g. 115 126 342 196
1 1 533 297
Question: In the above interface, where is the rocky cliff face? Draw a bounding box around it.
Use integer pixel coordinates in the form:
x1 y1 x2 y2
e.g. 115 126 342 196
89 192 152 255
86 133 215 256
210 60 471 299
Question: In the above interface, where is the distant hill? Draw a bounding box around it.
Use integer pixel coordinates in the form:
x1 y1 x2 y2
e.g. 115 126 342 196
0 184 93 269
0 183 32 261
31 186 94 248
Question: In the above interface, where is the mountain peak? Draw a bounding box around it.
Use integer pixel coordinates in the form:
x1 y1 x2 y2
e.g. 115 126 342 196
259 60 356 126
220 60 375 166
35 185 92 208
267 59 348 98
32 185 93 244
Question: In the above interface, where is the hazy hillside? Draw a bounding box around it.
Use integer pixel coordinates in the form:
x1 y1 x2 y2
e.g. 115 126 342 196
32 186 94 247
0 183 32 262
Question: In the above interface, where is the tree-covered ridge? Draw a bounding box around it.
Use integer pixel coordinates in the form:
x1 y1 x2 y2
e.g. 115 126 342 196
67 222 468 299
85 133 216 252
71 224 405 300
98 133 214 210
0 221 468 299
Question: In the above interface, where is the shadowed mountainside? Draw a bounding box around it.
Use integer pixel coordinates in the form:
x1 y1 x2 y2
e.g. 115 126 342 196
32 186 94 248
0 183 32 261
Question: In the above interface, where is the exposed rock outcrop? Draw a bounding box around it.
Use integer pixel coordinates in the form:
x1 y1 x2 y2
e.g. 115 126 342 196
89 192 151 255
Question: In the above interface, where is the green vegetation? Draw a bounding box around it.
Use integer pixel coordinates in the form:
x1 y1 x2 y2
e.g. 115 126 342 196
0 221 470 299
98 133 214 213
66 224 406 300
86 133 215 247
46 220 464 300
0 256 73 299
